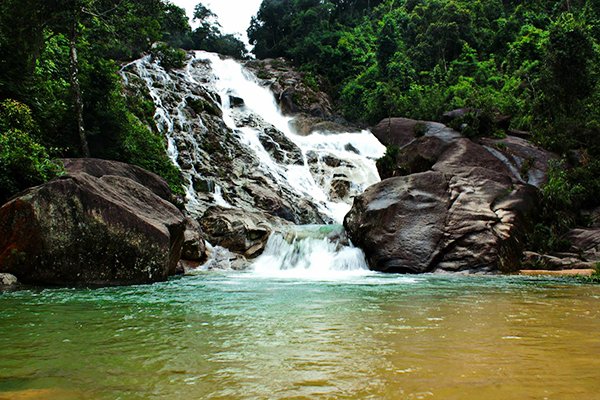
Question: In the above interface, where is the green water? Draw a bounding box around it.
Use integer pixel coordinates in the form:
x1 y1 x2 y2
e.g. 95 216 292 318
1 272 600 399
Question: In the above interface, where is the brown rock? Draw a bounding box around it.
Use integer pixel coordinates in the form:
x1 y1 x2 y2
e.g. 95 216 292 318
0 169 185 286
181 218 207 262
345 133 540 274
371 118 420 147
62 158 173 201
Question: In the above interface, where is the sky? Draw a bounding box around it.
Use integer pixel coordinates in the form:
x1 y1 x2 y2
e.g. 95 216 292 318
171 0 264 45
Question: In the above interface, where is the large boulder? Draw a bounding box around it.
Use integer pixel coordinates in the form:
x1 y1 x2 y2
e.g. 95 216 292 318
345 130 540 274
480 136 558 188
181 218 207 262
371 118 424 147
200 206 292 258
0 165 185 286
62 158 173 201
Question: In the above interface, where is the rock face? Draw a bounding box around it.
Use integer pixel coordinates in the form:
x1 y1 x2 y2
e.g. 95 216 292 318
0 164 185 286
200 206 292 258
181 218 207 262
123 54 335 225
245 58 332 118
480 136 557 188
345 125 540 273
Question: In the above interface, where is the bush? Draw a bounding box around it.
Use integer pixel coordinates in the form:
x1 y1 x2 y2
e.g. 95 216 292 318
0 100 62 204
150 43 186 70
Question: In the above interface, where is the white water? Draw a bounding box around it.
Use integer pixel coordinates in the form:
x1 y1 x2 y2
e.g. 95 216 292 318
195 51 385 222
252 233 371 279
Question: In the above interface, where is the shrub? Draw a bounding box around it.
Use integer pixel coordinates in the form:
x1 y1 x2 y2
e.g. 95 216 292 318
150 43 186 70
0 100 62 204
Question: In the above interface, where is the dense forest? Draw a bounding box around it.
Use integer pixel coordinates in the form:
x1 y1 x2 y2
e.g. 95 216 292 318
0 0 246 203
1 0 599 254
248 0 600 252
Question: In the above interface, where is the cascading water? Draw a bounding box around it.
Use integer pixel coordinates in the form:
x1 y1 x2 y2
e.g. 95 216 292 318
252 229 371 279
195 51 384 222
123 51 386 276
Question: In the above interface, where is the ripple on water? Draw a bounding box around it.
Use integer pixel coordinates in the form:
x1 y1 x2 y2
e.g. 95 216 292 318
2 274 600 399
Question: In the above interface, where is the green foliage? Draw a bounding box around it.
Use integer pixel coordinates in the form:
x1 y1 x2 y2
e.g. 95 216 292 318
0 0 190 201
185 2 247 59
0 100 62 203
376 145 402 179
150 42 186 70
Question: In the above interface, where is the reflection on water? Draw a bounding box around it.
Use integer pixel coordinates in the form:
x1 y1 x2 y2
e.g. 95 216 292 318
1 274 600 399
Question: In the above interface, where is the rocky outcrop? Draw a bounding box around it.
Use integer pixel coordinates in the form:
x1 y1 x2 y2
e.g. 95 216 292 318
0 164 185 286
345 124 541 274
245 58 332 118
480 136 557 188
521 251 597 270
200 206 293 258
123 55 331 224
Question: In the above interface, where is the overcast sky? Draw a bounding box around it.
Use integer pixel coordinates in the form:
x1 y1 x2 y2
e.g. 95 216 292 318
171 0 263 44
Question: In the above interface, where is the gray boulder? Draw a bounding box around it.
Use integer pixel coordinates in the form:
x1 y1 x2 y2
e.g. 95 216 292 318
181 218 207 262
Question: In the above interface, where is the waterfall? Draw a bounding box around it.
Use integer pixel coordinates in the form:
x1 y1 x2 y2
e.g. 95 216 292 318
195 51 384 222
124 51 385 275
252 230 371 279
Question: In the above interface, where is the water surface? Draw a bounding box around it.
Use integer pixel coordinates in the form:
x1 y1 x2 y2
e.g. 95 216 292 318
1 273 600 399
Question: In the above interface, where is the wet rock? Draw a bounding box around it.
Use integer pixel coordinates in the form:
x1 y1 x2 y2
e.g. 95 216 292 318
258 127 304 165
0 169 185 286
202 244 251 271
229 95 244 107
330 177 352 201
200 206 293 258
245 58 333 118
0 273 18 286
242 183 296 222
289 115 360 136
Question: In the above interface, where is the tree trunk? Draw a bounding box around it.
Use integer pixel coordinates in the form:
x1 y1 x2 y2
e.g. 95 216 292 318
69 18 90 157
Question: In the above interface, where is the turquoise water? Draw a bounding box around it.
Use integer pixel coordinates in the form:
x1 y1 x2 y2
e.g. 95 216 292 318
1 272 600 399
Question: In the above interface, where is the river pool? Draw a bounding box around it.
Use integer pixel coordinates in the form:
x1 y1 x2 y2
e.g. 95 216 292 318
1 272 600 399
